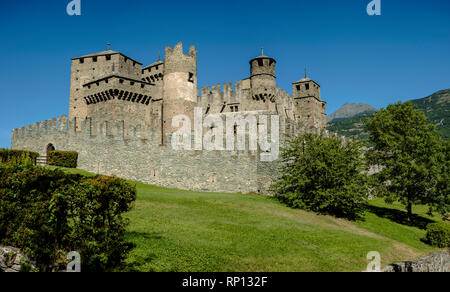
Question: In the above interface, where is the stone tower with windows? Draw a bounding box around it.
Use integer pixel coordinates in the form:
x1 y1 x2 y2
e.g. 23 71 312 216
249 49 276 89
161 42 198 136
69 48 146 130
292 72 326 130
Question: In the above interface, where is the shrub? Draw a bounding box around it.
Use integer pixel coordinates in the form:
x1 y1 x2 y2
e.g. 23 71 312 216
0 149 39 165
0 164 136 272
48 150 78 168
425 223 450 248
271 133 370 220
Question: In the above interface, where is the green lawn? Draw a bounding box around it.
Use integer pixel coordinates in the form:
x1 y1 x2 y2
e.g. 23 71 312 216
57 167 444 272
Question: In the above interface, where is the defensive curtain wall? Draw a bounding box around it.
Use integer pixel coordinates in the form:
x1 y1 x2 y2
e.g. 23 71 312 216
11 113 285 194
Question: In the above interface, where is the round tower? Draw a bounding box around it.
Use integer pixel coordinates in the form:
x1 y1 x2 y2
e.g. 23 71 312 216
249 49 276 88
163 42 197 102
162 42 198 136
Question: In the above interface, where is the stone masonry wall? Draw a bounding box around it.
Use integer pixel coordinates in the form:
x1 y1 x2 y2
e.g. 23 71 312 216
383 250 449 272
11 116 278 194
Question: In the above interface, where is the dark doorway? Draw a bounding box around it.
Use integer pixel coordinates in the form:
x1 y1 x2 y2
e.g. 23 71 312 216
46 144 55 156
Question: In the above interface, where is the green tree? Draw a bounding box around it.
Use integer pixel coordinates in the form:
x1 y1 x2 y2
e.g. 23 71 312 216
365 102 449 219
433 140 450 219
271 133 370 220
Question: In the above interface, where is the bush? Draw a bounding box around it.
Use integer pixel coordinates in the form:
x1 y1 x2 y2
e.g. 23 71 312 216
48 150 78 168
0 149 39 165
425 223 450 248
0 164 136 272
271 133 370 220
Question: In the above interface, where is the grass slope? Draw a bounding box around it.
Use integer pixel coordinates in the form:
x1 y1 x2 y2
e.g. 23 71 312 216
59 167 443 272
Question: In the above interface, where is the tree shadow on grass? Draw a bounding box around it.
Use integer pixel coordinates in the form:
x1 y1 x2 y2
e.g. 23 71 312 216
364 204 436 230
120 231 164 272
127 231 164 241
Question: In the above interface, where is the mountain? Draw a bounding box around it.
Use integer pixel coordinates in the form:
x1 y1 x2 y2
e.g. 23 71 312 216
327 89 450 140
410 89 450 139
327 103 377 123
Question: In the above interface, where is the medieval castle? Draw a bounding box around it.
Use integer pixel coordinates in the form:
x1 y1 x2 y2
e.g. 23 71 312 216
11 42 327 193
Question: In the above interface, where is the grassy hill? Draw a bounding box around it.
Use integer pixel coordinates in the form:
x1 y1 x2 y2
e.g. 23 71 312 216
59 167 443 272
327 89 450 141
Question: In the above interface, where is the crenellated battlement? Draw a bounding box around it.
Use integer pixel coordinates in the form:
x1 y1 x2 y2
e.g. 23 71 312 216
199 80 249 105
12 115 164 147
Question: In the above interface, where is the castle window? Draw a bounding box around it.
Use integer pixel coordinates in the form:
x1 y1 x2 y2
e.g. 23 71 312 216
188 72 194 83
296 85 301 91
305 83 310 90
119 79 124 84
130 81 135 86
141 84 145 88
230 106 234 112
79 58 84 64
257 59 264 67
235 106 239 112
93 57 97 62
155 65 159 70
106 55 111 61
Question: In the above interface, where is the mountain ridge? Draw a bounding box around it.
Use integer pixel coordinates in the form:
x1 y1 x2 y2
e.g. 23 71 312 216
327 89 450 140
327 102 377 123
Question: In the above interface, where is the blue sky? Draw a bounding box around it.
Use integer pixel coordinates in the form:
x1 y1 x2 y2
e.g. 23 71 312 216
0 0 449 148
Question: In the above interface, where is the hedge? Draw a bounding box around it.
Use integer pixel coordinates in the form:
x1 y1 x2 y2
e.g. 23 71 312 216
0 164 137 272
0 149 39 165
48 150 78 168
425 223 450 248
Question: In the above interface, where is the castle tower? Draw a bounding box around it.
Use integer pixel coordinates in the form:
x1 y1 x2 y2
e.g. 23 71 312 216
69 46 143 129
162 42 198 136
292 71 326 130
249 49 276 88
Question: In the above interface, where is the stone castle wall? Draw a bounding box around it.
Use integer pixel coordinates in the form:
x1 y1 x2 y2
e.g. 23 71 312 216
11 116 279 194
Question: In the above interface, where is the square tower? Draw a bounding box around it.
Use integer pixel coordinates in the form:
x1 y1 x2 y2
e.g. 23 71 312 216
292 76 326 131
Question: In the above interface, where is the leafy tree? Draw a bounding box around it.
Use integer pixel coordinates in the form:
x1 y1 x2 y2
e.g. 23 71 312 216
434 140 450 219
365 102 449 219
271 133 370 220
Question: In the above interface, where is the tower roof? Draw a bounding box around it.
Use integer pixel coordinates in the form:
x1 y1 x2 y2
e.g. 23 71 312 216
293 68 320 85
72 50 119 59
294 77 311 83
72 50 143 65
249 48 276 64
143 60 164 70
